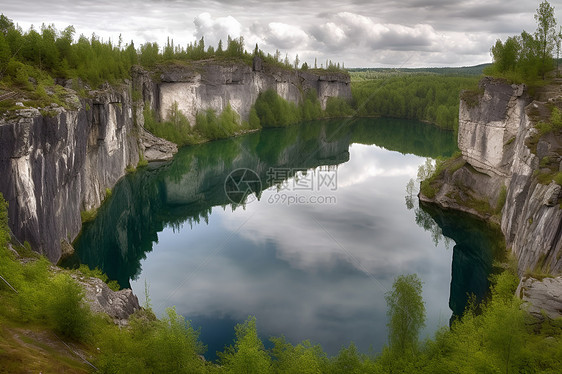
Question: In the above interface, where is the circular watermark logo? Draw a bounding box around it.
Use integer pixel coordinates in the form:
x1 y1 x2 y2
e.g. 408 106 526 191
224 168 262 204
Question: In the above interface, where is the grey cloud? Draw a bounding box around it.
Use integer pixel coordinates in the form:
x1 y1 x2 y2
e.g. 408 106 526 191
4 0 559 67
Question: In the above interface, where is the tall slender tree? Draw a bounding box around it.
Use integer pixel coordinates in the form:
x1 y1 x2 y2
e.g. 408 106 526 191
534 0 557 78
385 274 426 355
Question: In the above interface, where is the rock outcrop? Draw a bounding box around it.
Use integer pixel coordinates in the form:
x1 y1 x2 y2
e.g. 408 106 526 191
0 61 351 263
74 274 140 324
0 86 141 263
136 58 351 125
420 77 562 318
517 276 562 319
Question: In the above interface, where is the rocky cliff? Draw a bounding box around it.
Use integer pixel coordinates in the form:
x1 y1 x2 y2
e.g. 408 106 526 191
0 61 351 263
133 58 351 125
419 77 562 317
0 87 140 263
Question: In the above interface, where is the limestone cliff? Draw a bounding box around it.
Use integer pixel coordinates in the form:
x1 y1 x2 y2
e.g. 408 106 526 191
0 87 136 262
0 61 351 263
133 58 352 125
419 77 562 317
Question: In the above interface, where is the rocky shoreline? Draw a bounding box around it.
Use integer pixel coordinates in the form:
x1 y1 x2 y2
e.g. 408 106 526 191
420 77 562 318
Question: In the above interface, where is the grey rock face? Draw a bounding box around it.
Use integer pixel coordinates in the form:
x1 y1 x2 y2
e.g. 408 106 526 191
543 183 561 207
517 277 562 319
425 77 562 317
0 86 141 262
140 129 178 162
76 274 140 323
141 60 351 125
434 78 562 275
457 77 526 177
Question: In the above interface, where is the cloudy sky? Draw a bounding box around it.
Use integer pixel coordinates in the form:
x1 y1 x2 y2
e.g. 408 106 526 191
3 0 561 67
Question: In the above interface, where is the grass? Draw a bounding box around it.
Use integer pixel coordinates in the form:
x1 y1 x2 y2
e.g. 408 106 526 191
496 185 507 214
460 88 484 109
419 152 465 200
0 321 91 373
80 209 98 223
534 169 562 185
125 164 136 173
554 172 562 185
137 153 148 167
76 264 120 292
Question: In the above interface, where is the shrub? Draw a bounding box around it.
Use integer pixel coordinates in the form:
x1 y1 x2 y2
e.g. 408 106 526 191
143 102 198 146
47 274 92 341
194 104 239 140
325 96 353 117
496 184 507 214
254 89 300 127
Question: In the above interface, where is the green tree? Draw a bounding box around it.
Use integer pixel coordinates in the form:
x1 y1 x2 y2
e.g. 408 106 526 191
0 193 8 248
534 0 557 79
48 274 92 341
482 271 526 374
0 14 14 36
220 316 272 374
0 32 10 75
491 36 520 73
270 337 327 373
385 274 426 355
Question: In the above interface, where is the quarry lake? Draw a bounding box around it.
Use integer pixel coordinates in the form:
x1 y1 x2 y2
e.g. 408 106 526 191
71 118 501 360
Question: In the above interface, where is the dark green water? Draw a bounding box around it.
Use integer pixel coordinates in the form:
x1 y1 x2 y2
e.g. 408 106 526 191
72 118 500 360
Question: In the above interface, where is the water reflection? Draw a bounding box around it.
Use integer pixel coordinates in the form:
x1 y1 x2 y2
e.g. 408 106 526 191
419 202 504 318
71 118 471 358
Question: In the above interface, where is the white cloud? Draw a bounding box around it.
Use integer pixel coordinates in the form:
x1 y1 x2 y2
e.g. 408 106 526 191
266 22 310 50
194 12 242 49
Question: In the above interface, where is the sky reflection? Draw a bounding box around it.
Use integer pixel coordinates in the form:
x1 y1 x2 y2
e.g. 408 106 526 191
130 143 453 358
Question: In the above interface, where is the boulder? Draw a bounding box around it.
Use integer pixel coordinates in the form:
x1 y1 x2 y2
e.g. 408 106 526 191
75 275 140 324
517 276 562 319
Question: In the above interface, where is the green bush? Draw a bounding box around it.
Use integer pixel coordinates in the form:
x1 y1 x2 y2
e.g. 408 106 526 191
143 102 198 146
253 89 301 127
219 316 272 373
96 307 206 373
300 89 323 120
325 96 353 117
77 264 120 291
194 104 240 140
48 274 92 341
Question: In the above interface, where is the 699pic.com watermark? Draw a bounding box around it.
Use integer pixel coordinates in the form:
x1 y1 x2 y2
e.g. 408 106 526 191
224 166 338 206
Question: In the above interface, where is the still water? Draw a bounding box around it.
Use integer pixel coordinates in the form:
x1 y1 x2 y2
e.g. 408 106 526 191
73 118 499 360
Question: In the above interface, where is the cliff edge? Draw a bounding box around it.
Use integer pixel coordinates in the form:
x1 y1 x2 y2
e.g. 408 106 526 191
420 77 562 318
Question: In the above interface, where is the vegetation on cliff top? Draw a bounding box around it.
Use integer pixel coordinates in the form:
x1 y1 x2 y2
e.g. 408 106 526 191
0 13 346 115
487 0 559 83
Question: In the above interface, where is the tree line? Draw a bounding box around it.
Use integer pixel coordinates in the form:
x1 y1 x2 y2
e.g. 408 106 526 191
488 0 560 82
0 13 345 95
351 74 479 131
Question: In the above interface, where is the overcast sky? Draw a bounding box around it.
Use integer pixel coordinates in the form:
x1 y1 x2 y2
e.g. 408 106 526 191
3 0 562 67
